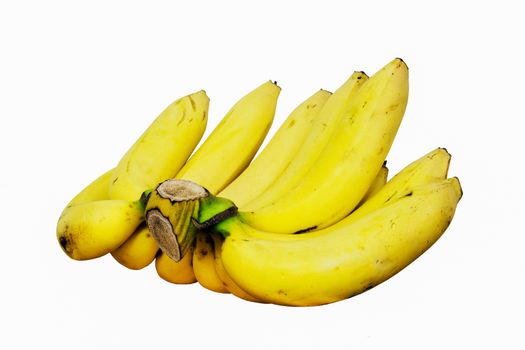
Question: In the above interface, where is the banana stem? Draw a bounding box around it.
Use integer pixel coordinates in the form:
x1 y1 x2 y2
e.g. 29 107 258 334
145 179 237 262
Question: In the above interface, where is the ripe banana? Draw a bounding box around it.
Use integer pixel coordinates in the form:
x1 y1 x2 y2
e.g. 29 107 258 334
240 58 409 233
111 224 158 270
192 232 229 293
57 199 144 260
177 80 280 194
219 89 331 207
242 71 368 211
57 167 145 260
111 81 279 270
109 91 209 201
213 177 462 306
156 246 196 284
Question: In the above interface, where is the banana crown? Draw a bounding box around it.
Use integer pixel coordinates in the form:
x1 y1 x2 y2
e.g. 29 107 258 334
145 179 237 262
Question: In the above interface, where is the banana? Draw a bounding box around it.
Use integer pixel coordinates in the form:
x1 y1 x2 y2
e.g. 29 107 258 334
242 71 368 211
177 80 280 194
60 166 160 267
357 162 389 207
346 147 451 224
240 58 409 233
57 200 144 260
219 89 331 207
109 91 209 201
57 167 147 261
192 232 229 293
148 82 280 281
213 177 462 306
156 247 196 284
111 224 158 270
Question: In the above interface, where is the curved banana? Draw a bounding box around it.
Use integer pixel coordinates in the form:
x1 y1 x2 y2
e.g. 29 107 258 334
109 91 209 201
57 168 147 261
219 89 331 207
214 177 462 306
192 232 229 293
242 71 368 211
240 58 409 233
111 224 158 270
156 247 196 284
57 200 144 260
177 81 280 194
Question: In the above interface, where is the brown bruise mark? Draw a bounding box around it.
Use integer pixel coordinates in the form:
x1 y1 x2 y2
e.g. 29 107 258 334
288 119 296 128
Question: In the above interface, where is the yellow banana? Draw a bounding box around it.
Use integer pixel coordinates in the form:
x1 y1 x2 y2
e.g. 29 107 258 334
357 162 389 207
219 89 331 207
242 71 368 211
148 82 280 281
214 177 462 306
57 168 147 261
346 147 451 224
177 81 280 194
111 224 158 270
240 58 409 233
156 247 196 284
192 232 229 293
57 200 143 260
109 91 209 201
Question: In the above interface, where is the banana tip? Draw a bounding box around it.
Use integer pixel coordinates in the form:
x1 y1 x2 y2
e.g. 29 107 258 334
394 57 408 69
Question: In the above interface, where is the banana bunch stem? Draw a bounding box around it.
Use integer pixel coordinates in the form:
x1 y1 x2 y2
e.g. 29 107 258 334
145 179 237 261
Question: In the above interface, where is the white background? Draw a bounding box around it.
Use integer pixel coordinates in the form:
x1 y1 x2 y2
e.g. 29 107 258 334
1 1 523 349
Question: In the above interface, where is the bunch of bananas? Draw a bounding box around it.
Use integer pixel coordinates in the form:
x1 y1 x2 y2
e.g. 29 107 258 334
57 58 462 306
